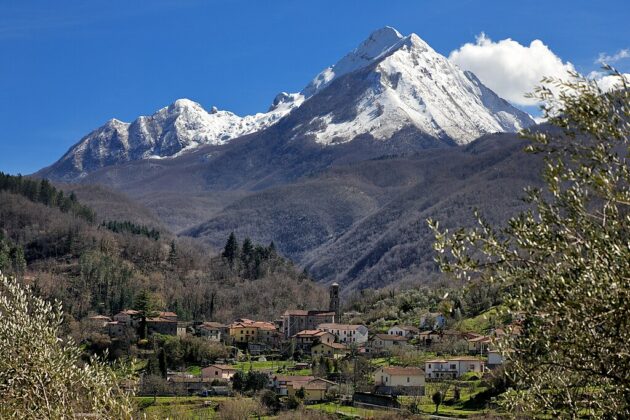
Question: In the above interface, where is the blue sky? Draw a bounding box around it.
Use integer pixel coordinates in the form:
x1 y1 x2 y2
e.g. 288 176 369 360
1 0 628 174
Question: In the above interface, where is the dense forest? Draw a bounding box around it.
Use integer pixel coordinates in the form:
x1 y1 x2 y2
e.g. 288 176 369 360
0 173 326 327
101 220 161 240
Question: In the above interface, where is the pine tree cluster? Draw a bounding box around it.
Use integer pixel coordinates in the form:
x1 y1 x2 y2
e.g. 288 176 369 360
101 220 160 240
0 231 26 276
0 172 95 222
221 232 279 279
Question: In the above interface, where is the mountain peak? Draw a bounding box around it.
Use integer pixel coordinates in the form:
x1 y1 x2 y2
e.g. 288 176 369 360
299 28 535 145
301 27 404 98
356 26 404 58
403 33 432 51
105 118 129 127
40 26 534 181
167 98 205 113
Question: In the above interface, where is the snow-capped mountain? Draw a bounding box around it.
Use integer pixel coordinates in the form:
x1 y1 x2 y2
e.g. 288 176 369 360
50 96 302 178
40 26 533 181
299 26 533 145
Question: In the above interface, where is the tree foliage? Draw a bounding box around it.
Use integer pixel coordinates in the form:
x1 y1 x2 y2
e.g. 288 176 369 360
0 272 134 419
0 188 326 325
430 70 630 417
101 220 160 240
0 172 95 222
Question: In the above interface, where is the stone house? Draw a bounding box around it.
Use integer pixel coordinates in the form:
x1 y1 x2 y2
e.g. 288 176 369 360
281 310 335 338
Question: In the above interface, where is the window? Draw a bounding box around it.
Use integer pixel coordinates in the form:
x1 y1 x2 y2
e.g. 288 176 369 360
450 364 456 370
469 364 475 371
215 371 218 376
407 377 410 383
428 364 432 369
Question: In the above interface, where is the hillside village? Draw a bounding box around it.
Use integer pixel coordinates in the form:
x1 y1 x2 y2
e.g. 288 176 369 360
85 281 521 416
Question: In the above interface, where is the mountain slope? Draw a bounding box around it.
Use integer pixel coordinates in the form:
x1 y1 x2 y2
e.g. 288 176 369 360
184 133 544 290
42 96 302 181
298 27 533 146
39 26 533 183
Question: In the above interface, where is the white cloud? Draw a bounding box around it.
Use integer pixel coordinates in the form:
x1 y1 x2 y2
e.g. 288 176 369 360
588 71 630 92
449 33 575 106
596 49 630 65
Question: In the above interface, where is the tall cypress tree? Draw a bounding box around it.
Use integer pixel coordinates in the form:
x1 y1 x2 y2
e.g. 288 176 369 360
158 348 167 379
222 232 239 267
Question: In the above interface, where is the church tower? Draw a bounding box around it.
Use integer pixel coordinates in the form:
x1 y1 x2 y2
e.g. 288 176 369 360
329 282 340 322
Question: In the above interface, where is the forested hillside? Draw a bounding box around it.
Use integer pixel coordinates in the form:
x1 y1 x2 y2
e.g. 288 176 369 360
0 173 326 325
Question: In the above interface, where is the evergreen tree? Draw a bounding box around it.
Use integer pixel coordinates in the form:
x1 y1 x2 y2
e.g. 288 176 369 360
10 246 26 275
222 232 239 267
134 290 158 340
168 241 177 265
241 237 254 265
158 348 167 379
232 370 246 392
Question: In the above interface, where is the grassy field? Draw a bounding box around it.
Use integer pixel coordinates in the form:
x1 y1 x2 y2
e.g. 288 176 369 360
455 306 508 334
233 360 312 375
411 380 497 418
136 396 224 419
307 402 380 418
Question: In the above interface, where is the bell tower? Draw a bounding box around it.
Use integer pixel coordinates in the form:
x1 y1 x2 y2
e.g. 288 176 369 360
329 282 340 322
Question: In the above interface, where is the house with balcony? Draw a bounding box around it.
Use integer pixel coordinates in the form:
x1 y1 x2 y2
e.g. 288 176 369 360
425 357 485 379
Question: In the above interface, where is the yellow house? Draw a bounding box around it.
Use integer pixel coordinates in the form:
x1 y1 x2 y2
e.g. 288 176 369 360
229 321 259 343
311 342 348 359
228 319 278 344
373 366 425 394
286 378 336 402
201 364 238 380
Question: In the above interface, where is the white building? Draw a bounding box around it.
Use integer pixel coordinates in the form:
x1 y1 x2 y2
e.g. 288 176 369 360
425 357 485 379
368 333 409 353
197 322 227 342
317 323 368 345
373 366 425 394
487 349 505 368
387 325 419 338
